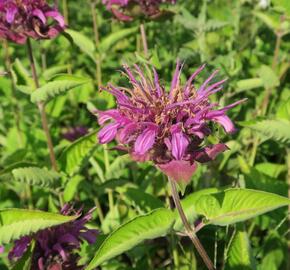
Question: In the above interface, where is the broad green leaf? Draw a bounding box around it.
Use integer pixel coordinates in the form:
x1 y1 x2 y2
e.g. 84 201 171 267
99 27 137 53
63 175 83 202
58 130 98 175
255 162 286 178
12 167 61 188
253 11 280 31
240 119 290 144
236 78 263 92
258 65 279 89
86 208 174 270
12 59 34 87
225 226 256 270
0 161 36 178
0 209 77 245
174 187 223 231
276 98 290 120
66 29 96 61
105 155 131 180
121 187 164 212
31 75 90 103
42 65 68 81
195 188 290 226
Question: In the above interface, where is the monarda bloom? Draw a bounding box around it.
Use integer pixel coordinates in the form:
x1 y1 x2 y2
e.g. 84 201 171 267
102 0 176 21
96 63 245 182
0 0 65 44
9 206 98 270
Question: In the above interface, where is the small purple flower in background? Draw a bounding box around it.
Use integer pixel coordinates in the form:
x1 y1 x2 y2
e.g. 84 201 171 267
9 205 98 270
0 245 4 254
102 0 176 21
96 62 245 182
62 126 89 142
0 0 65 44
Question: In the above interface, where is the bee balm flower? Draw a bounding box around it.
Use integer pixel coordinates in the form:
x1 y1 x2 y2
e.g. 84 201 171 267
102 0 176 21
8 206 98 270
0 0 65 44
96 63 245 182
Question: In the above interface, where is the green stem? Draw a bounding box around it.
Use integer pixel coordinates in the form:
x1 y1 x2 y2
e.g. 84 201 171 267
3 40 23 146
140 23 148 58
26 39 58 171
91 0 102 89
169 178 215 270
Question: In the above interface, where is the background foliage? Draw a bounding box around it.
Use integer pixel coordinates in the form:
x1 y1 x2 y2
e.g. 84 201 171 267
0 0 290 269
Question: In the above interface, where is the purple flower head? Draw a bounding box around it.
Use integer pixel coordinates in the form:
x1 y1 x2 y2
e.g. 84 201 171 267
62 126 89 142
0 0 65 44
0 245 4 253
96 62 245 182
9 205 98 270
102 0 176 21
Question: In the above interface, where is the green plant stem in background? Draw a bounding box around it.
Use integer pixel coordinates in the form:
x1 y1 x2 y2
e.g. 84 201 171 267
168 177 215 270
91 0 102 89
2 40 23 146
62 0 69 24
260 17 284 116
250 15 285 166
26 39 58 171
140 23 149 58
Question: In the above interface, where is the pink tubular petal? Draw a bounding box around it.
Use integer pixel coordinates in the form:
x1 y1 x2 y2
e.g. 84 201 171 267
184 64 206 97
32 9 46 24
158 160 197 182
169 61 183 99
194 144 228 163
98 122 119 144
6 7 17 23
118 122 138 143
171 125 189 160
153 67 162 97
98 109 122 125
45 11 65 27
198 69 219 92
134 126 158 155
213 115 236 133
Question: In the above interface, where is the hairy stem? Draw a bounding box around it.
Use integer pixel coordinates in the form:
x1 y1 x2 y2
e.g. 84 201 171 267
140 23 149 58
169 178 215 270
27 39 58 171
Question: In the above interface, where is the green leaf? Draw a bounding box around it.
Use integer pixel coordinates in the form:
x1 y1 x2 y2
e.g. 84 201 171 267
236 78 263 92
276 98 290 120
0 209 77 245
225 226 256 270
31 75 90 103
253 11 280 32
258 65 279 88
12 59 34 87
242 119 290 144
63 175 83 202
58 131 98 175
12 167 61 188
86 208 174 270
42 65 68 81
174 187 223 231
66 29 96 61
195 188 290 226
122 187 164 212
99 27 137 53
